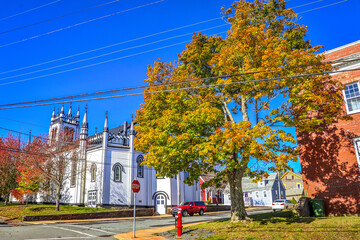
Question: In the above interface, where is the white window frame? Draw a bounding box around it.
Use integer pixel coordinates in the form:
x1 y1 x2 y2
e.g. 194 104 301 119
113 163 123 182
343 82 360 115
352 137 360 173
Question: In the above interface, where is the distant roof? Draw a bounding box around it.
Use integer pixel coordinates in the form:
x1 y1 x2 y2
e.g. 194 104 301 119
325 40 360 54
281 171 302 180
242 173 278 192
88 124 131 138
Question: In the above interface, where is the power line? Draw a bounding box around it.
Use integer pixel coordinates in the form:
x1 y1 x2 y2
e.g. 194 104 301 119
291 0 325 9
0 57 358 108
0 0 61 22
0 116 48 128
1 67 359 110
0 0 123 35
0 25 228 82
0 0 346 86
0 40 191 86
0 0 167 49
298 0 348 14
0 17 222 76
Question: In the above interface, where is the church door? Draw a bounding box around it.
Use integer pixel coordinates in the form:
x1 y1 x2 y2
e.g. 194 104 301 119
155 195 166 214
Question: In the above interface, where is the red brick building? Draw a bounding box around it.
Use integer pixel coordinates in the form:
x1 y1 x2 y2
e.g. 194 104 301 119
297 40 360 215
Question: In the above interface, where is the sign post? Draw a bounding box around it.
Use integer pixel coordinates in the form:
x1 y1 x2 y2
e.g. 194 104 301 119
132 179 140 238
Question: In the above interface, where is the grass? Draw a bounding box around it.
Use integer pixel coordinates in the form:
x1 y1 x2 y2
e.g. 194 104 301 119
0 202 113 221
187 211 360 240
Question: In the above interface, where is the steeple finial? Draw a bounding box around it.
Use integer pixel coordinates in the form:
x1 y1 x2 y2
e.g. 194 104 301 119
68 103 72 116
60 105 65 118
51 107 55 121
81 105 88 128
76 106 80 119
103 111 109 132
28 130 32 144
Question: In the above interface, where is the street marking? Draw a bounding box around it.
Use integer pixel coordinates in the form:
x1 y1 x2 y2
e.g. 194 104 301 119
62 224 117 234
41 225 96 237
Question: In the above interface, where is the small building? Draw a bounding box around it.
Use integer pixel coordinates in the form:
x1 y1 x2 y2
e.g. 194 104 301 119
223 173 286 206
281 171 304 202
199 174 225 204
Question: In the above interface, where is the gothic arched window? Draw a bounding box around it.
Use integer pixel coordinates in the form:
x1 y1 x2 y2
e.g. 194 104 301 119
137 155 144 178
113 163 123 182
90 163 97 182
64 126 75 142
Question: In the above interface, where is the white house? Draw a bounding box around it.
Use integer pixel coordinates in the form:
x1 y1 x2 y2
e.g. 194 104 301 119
40 106 200 214
223 173 286 207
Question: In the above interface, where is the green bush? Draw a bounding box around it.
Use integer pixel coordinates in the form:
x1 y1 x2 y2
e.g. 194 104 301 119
290 197 297 204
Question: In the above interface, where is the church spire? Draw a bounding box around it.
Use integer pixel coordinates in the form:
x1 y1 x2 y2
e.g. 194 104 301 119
28 130 32 145
76 106 80 119
80 105 88 140
68 104 72 116
103 111 109 132
81 105 88 128
51 107 55 122
60 105 65 118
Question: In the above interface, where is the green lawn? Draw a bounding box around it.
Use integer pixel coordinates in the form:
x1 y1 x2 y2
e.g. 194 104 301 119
0 202 113 221
188 211 360 240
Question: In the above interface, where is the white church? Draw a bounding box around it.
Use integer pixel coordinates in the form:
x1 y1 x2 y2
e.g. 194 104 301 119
45 106 200 214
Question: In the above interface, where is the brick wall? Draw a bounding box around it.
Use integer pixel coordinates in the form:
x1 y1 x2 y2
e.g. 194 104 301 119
297 41 360 215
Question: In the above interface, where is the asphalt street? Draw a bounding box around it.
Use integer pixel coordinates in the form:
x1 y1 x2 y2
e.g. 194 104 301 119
0 209 271 240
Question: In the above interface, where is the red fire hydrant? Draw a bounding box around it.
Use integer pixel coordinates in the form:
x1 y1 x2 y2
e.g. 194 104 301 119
176 209 182 237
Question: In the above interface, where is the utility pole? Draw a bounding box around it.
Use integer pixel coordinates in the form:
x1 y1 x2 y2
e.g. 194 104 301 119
177 173 181 205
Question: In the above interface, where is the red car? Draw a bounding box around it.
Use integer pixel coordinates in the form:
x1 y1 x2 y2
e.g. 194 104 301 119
170 201 207 217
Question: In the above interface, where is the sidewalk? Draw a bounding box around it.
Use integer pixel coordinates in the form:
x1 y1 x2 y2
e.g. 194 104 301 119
114 221 210 240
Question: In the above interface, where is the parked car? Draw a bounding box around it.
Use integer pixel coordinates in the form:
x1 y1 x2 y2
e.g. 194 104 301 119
170 201 207 217
272 199 294 211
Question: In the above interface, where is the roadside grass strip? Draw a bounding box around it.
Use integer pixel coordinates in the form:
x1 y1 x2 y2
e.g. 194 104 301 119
166 211 360 240
0 202 113 221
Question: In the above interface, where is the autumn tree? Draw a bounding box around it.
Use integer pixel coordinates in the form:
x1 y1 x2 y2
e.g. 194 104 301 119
0 134 20 205
32 130 80 211
135 0 345 222
12 137 48 204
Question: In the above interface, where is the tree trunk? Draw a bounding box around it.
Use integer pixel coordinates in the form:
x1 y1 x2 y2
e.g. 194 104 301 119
4 195 8 206
55 185 61 211
228 168 248 222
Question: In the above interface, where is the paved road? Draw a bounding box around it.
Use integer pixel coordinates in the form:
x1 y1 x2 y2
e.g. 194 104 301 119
0 209 271 240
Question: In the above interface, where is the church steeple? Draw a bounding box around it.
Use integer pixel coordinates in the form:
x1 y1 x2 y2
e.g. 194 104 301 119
60 105 65 118
76 106 80 119
80 106 88 139
68 104 72 117
51 107 55 122
103 111 109 132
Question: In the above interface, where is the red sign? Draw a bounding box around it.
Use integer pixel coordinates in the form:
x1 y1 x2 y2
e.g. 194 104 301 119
132 180 140 193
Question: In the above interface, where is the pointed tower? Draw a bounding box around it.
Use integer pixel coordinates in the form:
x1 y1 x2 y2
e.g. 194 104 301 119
101 111 110 205
28 130 32 145
60 105 65 119
76 106 80 120
67 104 72 117
80 106 88 140
79 106 88 205
51 107 55 123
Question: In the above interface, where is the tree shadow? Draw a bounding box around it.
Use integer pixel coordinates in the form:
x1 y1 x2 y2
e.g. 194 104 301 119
250 210 315 225
297 123 360 215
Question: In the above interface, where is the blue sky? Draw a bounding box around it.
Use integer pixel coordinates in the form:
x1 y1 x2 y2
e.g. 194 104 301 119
0 0 359 173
